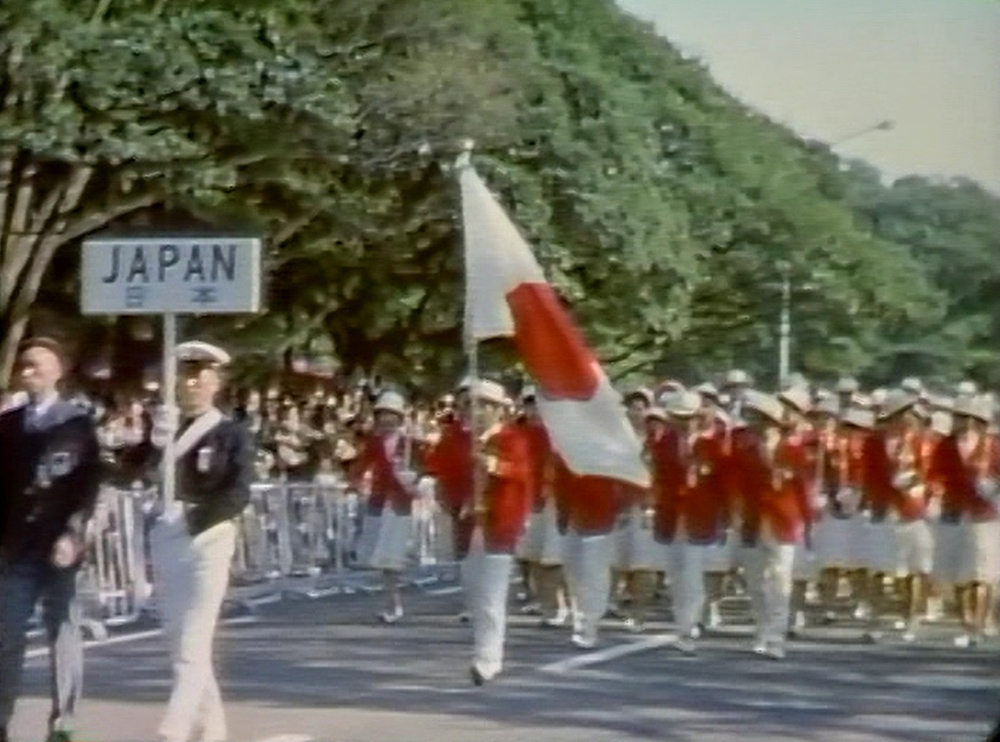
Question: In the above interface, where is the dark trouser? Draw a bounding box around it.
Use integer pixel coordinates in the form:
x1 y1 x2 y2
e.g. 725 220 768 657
0 558 82 734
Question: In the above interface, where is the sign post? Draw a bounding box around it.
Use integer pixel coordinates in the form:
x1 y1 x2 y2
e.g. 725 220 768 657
81 236 263 509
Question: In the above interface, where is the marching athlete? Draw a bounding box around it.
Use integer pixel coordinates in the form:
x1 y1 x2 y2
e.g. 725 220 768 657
463 380 532 685
351 390 420 623
736 390 812 660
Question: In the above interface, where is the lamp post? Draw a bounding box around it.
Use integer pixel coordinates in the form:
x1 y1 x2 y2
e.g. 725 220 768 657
830 119 894 147
777 260 792 388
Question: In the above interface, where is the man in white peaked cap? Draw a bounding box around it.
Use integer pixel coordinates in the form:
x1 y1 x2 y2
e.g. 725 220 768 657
148 340 252 742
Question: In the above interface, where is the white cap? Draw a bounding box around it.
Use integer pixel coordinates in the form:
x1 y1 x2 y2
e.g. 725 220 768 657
900 377 923 395
778 387 812 414
743 390 785 425
473 379 509 407
373 390 407 417
870 388 888 408
176 340 231 366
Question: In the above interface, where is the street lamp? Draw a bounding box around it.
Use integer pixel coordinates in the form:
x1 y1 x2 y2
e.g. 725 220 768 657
777 261 792 388
830 120 894 147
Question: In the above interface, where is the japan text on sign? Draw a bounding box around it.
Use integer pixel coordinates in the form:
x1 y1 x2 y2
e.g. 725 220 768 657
81 237 263 315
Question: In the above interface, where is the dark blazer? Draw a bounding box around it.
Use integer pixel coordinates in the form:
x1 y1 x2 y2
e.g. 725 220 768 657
151 415 253 536
0 399 102 562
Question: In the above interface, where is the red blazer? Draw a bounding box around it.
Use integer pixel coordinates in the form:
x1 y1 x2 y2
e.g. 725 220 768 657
424 420 473 517
519 418 552 512
481 423 533 553
931 433 1000 522
554 456 622 535
734 431 812 545
351 431 418 515
862 431 925 523
651 428 729 544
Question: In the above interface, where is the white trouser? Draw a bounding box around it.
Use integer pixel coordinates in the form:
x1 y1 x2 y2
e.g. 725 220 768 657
564 530 613 642
666 542 706 637
151 514 237 742
746 528 795 646
461 529 513 680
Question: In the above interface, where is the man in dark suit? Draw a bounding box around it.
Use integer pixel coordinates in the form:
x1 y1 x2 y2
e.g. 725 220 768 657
0 337 101 742
147 340 252 742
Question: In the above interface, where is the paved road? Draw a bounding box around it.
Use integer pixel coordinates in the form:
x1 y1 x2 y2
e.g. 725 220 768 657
9 579 999 742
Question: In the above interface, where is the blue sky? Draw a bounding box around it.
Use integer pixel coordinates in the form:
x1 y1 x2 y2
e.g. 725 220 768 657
618 0 1000 192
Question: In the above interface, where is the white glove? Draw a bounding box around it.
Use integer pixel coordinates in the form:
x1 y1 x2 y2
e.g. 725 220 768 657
149 405 178 449
892 470 917 491
976 477 1000 502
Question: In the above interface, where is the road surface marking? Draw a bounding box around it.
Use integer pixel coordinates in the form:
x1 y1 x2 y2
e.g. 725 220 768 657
426 586 463 597
25 615 258 660
539 634 677 675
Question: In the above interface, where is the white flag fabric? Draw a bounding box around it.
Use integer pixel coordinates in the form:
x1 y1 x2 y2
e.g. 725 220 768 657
460 163 649 488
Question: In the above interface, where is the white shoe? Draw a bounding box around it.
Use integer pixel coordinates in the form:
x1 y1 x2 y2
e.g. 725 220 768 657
892 619 906 631
953 633 971 648
752 640 768 656
673 637 697 655
689 624 703 640
379 607 404 624
540 611 569 628
902 630 917 643
571 633 597 650
623 618 645 634
457 611 471 623
707 603 722 629
765 644 786 661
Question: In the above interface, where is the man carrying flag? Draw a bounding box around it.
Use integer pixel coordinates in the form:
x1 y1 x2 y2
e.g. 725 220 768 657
458 150 649 674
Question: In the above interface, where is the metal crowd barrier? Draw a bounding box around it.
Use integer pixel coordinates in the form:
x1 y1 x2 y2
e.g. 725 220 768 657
80 477 454 626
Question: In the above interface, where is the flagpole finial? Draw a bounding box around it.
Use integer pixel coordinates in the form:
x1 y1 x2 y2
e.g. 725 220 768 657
455 138 476 170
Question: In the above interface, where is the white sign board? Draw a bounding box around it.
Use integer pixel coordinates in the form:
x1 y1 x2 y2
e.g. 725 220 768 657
81 237 262 315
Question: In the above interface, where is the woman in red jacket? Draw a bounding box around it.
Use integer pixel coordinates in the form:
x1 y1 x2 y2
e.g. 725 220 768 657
350 390 420 624
735 390 812 660
654 391 730 654
931 395 1000 647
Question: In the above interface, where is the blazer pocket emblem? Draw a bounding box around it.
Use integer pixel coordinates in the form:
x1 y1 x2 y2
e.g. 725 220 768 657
196 446 214 473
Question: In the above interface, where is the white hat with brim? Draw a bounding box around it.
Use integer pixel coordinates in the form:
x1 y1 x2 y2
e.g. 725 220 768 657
644 407 669 423
624 388 654 406
725 369 751 388
373 390 407 417
836 376 859 394
953 395 990 423
176 340 231 367
694 381 721 402
666 391 702 418
956 380 978 397
878 390 917 421
841 407 875 430
778 387 812 414
870 388 889 408
473 379 509 407
743 390 785 426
